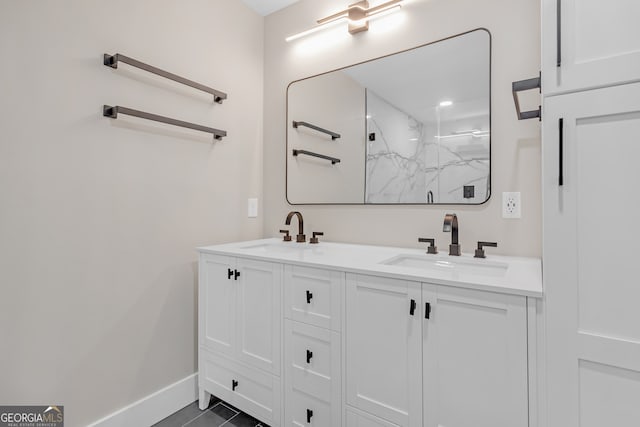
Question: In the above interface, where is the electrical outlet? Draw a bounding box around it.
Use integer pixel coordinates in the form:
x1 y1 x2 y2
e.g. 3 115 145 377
248 198 258 218
502 192 521 219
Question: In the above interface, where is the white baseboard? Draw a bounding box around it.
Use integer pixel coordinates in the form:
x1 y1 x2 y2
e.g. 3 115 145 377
88 373 198 427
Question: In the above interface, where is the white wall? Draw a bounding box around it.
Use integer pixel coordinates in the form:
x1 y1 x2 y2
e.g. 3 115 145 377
264 0 541 257
0 1 263 425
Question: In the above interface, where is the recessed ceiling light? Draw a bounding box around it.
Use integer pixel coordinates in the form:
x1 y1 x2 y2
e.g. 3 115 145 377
439 101 453 107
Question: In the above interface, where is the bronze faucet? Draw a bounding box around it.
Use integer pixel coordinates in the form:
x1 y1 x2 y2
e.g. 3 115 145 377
443 213 461 256
285 211 306 242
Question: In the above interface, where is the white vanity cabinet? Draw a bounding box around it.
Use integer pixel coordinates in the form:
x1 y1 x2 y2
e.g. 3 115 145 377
542 0 640 95
345 274 529 427
198 240 541 427
198 253 282 425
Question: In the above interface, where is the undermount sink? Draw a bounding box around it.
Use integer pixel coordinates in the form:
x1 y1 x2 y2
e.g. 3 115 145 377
380 254 508 277
239 242 312 253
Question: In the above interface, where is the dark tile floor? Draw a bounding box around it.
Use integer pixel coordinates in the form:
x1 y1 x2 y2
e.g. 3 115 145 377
152 395 268 427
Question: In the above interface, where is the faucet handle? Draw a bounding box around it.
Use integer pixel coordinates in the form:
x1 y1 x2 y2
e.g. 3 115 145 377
279 229 292 242
474 241 497 258
418 238 438 254
310 232 324 244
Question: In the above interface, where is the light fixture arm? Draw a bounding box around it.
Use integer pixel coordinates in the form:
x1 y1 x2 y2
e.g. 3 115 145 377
286 0 403 42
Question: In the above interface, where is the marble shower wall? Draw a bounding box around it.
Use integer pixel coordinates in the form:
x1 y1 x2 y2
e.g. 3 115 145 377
365 90 490 204
366 91 426 203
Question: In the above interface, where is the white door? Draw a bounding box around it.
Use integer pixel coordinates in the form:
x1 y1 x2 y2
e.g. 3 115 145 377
345 274 422 427
422 285 528 427
543 83 640 427
199 254 237 357
542 0 640 95
236 258 282 375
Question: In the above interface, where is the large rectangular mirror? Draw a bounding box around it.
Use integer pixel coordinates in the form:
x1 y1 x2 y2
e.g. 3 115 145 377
287 28 491 204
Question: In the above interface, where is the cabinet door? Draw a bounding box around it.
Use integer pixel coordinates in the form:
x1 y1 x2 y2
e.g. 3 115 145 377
199 254 236 357
236 258 282 375
543 84 640 427
422 285 528 427
542 0 640 95
345 274 422 427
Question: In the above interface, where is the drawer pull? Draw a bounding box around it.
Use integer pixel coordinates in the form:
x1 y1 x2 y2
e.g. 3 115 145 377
227 268 233 280
232 379 238 391
559 117 564 186
409 299 416 316
306 290 313 304
556 0 562 67
306 349 313 364
234 269 240 280
306 408 313 423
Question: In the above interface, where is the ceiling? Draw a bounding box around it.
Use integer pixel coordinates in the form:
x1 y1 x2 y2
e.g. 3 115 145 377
240 0 301 16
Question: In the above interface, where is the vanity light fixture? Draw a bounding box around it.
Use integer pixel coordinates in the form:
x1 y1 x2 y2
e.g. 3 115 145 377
439 100 453 107
285 0 403 42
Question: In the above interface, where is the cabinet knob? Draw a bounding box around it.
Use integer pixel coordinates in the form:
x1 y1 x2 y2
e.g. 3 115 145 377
306 290 313 304
306 408 313 423
306 349 313 364
232 379 238 391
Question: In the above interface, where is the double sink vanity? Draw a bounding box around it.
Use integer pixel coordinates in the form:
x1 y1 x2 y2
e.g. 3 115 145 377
197 213 542 427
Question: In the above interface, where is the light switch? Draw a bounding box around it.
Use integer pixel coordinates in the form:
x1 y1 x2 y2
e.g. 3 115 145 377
248 198 258 218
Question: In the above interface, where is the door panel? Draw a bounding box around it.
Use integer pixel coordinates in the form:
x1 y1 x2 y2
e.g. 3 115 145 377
236 258 282 375
543 83 640 427
199 254 236 356
542 0 640 95
345 274 422 427
423 285 528 427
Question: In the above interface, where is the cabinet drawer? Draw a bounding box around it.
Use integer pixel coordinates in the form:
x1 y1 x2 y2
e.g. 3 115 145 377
284 265 342 331
284 320 340 403
200 350 281 426
285 388 338 427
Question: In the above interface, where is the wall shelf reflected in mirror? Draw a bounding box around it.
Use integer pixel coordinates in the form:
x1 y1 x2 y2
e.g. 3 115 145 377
286 28 491 205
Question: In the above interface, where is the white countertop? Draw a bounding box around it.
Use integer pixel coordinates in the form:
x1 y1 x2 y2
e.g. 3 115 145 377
198 238 543 298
